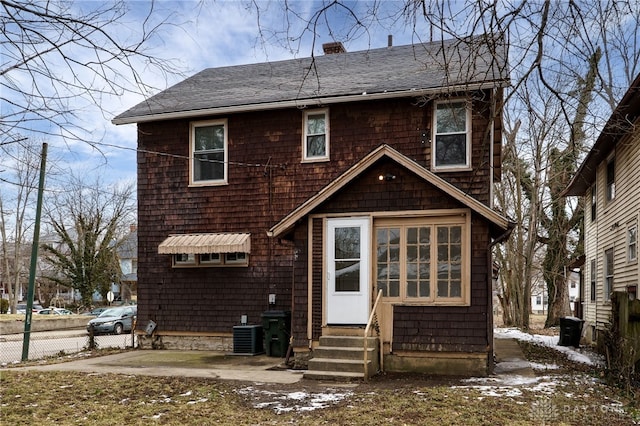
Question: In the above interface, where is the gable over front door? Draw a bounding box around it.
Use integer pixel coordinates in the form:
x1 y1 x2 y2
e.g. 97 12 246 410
326 217 371 325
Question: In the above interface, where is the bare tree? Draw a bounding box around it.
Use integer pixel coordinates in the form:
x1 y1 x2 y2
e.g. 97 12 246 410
0 0 182 148
0 140 51 313
246 0 640 327
41 178 135 306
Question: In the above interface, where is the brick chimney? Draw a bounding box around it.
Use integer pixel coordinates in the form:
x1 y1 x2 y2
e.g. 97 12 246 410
322 41 346 54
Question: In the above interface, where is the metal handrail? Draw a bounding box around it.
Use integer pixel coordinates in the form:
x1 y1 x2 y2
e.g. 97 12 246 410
363 289 383 381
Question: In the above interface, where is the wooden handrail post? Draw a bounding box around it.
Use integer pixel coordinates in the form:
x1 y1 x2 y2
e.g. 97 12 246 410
364 289 383 381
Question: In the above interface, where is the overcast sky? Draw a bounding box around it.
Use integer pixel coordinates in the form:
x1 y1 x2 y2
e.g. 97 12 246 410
38 0 425 188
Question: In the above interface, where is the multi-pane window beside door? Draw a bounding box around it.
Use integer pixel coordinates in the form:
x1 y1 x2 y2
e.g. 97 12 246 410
375 219 467 305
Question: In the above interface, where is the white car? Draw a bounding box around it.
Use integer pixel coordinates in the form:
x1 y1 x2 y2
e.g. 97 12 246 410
37 307 73 315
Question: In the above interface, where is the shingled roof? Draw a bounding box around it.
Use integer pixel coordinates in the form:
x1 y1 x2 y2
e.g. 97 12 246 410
113 35 509 125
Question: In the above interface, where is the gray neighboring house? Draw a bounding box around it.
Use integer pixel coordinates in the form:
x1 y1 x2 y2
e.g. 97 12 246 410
116 225 137 303
564 72 639 344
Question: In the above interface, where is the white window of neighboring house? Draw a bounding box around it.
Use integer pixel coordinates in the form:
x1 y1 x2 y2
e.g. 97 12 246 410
590 259 596 302
604 248 614 300
433 99 471 170
606 156 615 202
190 119 228 185
536 295 542 305
375 215 469 305
303 109 329 162
590 185 596 222
629 223 638 262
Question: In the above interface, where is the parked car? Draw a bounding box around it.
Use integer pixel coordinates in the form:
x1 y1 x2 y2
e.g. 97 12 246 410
37 307 73 315
16 303 44 314
83 307 109 316
87 306 137 335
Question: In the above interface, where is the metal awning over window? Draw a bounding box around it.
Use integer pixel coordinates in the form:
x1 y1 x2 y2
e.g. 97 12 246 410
158 233 250 254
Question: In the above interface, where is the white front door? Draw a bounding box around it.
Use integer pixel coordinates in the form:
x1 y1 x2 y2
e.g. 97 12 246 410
326 217 370 324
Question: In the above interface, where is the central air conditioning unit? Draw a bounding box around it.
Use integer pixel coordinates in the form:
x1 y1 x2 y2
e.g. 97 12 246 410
233 325 263 355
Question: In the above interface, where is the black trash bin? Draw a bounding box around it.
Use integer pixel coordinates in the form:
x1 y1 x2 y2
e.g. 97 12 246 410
261 310 291 357
558 316 584 347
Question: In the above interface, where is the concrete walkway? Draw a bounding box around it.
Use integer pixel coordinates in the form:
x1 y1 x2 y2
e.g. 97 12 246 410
12 350 305 384
10 338 533 384
493 337 535 377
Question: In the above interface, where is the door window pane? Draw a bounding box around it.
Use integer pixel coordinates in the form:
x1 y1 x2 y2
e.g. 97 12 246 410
335 260 360 292
335 226 361 292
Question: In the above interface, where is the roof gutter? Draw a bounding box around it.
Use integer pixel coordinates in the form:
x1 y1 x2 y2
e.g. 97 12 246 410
112 80 507 125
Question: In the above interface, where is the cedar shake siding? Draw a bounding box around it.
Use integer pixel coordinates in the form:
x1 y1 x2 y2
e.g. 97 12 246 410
116 38 512 376
137 96 497 335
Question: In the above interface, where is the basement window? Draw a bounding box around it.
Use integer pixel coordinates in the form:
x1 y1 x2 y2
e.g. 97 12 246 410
172 253 248 268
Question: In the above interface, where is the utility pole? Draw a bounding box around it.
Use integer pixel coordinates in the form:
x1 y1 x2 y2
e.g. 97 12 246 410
21 142 47 361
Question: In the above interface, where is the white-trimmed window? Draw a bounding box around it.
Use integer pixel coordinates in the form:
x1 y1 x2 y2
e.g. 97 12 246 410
590 259 596 302
433 99 471 170
375 215 469 305
303 109 329 161
174 253 196 266
191 119 228 185
606 155 615 202
172 252 248 267
590 185 596 222
604 248 614 300
628 223 638 263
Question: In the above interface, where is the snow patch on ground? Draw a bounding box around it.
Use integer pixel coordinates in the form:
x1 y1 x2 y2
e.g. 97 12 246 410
236 386 354 414
494 327 604 366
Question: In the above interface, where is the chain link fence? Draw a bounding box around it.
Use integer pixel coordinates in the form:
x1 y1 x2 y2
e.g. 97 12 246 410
0 324 137 365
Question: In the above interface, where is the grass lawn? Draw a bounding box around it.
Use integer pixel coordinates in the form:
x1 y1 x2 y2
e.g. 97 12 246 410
1 339 639 426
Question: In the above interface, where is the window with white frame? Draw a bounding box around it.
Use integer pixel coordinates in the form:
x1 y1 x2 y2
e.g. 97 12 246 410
191 119 227 185
433 99 471 169
375 215 469 305
303 109 329 161
629 223 638 262
172 252 248 267
606 156 615 202
590 259 596 302
604 248 614 300
590 185 596 222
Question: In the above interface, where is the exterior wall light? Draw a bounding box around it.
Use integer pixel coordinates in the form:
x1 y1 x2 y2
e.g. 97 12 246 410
378 173 396 181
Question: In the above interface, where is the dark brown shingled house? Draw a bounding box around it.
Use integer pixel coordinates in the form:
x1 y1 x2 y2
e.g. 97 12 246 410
113 35 513 379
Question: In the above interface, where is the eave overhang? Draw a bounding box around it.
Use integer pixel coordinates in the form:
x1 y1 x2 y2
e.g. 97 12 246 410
112 81 507 125
563 73 640 197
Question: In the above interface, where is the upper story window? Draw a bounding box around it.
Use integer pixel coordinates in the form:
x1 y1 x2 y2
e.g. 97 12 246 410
590 185 597 222
303 109 329 162
191 119 227 185
606 156 615 202
433 99 471 170
628 223 638 263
